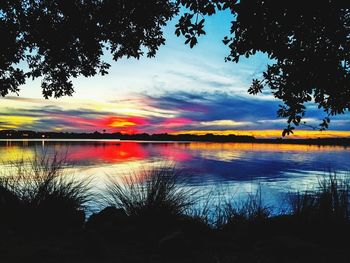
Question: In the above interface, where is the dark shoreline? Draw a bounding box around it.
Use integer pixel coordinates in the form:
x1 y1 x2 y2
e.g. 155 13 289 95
2 169 350 263
1 129 350 146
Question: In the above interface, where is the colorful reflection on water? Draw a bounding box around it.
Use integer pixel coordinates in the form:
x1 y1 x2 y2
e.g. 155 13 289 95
1 139 349 209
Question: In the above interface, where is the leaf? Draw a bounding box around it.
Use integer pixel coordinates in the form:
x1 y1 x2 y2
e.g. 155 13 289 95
190 37 198 48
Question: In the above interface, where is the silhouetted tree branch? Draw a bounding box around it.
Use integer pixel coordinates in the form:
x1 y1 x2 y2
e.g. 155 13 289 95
1 0 177 98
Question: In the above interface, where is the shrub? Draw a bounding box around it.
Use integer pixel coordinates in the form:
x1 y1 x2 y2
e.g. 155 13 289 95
105 164 195 219
0 153 92 232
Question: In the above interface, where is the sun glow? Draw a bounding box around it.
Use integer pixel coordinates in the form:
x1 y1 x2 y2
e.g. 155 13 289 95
108 119 137 128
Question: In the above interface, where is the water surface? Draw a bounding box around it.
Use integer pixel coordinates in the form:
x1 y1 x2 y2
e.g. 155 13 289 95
1 139 349 210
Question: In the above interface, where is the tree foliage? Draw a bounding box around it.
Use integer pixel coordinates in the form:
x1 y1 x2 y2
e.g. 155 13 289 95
1 0 349 134
0 0 176 98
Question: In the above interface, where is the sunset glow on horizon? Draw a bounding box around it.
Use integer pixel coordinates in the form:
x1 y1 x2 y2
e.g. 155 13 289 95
1 93 349 138
0 95 349 138
171 130 350 139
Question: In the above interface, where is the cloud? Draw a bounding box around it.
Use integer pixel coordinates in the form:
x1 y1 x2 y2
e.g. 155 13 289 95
143 91 280 126
140 90 350 132
1 90 349 135
167 70 234 89
200 120 253 127
0 115 38 130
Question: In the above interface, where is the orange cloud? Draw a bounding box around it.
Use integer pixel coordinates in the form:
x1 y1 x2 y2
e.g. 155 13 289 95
107 118 136 128
104 116 147 127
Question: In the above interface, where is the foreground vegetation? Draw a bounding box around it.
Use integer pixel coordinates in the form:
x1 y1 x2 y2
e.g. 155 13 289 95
1 158 350 263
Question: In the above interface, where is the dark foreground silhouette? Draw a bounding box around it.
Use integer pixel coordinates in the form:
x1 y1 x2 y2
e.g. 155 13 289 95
2 207 350 263
1 160 350 263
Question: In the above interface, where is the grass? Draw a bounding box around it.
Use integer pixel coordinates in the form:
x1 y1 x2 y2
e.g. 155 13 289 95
288 172 350 224
104 164 196 219
1 155 348 231
186 184 271 230
0 153 92 232
216 186 271 229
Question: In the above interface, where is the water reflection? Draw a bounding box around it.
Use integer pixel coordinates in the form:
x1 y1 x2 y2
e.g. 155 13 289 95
0 139 349 209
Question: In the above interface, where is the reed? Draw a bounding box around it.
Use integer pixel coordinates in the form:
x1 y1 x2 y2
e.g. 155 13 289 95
288 172 350 223
0 153 92 231
105 164 195 218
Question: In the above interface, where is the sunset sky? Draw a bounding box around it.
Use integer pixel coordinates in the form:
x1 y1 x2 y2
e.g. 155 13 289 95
1 11 350 138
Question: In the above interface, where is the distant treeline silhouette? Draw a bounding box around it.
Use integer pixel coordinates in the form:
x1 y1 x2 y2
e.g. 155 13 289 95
1 130 350 146
0 130 254 142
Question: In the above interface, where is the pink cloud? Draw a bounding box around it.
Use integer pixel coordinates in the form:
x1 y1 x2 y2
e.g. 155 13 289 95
161 118 194 128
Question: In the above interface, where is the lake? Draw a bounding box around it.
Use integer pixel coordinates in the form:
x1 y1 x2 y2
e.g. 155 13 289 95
1 139 349 211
